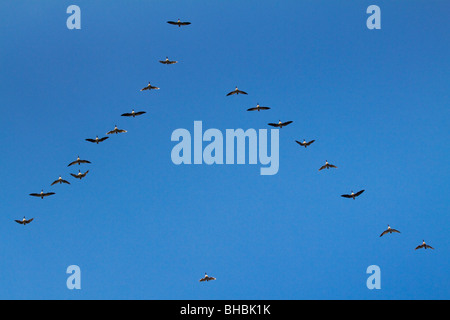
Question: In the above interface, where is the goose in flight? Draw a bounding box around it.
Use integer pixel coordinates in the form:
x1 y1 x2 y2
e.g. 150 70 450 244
296 139 315 148
71 170 89 180
268 120 293 128
86 136 109 144
140 82 160 91
341 190 365 200
167 19 191 27
106 125 127 135
29 190 55 199
379 225 401 237
68 156 91 167
159 57 178 65
121 109 146 118
227 87 248 96
319 160 337 171
199 273 216 282
247 103 270 112
415 240 434 250
15 217 34 225
51 176 71 186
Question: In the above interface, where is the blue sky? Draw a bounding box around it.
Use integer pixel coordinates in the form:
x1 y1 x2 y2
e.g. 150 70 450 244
0 0 449 299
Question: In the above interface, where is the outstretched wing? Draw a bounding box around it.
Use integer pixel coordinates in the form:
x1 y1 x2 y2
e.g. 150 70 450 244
237 90 248 95
391 229 401 234
25 218 34 224
295 140 306 146
61 179 71 185
341 194 352 198
140 86 150 91
167 21 178 25
259 107 270 110
268 123 281 128
98 137 109 142
282 121 293 126
79 160 91 164
306 140 315 146
67 160 78 167
51 180 59 186
426 245 434 249
106 130 116 135
43 192 55 197
15 220 24 224
121 113 132 117
29 193 41 197
318 165 327 171
134 111 146 116
415 244 424 250
247 107 258 111
379 230 389 237
354 190 365 197
70 173 78 178
328 164 338 168
199 278 207 282
180 21 191 26
85 139 96 143
226 91 237 96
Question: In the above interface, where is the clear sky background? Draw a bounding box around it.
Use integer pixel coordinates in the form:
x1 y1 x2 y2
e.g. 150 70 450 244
0 0 448 300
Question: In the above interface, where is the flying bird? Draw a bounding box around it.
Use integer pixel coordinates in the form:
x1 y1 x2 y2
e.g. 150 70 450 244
268 120 293 128
29 190 55 199
227 87 248 96
167 19 191 27
85 136 109 144
319 160 337 171
341 190 365 200
51 176 71 186
71 170 89 180
415 240 434 250
379 225 401 237
15 217 34 225
68 156 91 167
121 109 146 118
159 57 178 64
296 139 315 148
247 103 270 112
140 82 160 91
199 273 216 282
106 125 127 135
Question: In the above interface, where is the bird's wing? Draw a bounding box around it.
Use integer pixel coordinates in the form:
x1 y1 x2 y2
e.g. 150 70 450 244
307 140 315 145
341 194 352 198
79 160 91 164
150 86 160 90
43 192 55 197
237 90 248 95
329 164 338 168
391 229 401 234
295 140 306 146
98 137 109 142
118 129 127 133
140 86 149 91
415 245 424 250
106 130 115 135
29 193 40 197
282 121 293 126
67 160 77 167
180 22 191 25
426 245 434 249
268 123 280 127
379 230 389 237
121 113 132 117
70 173 78 178
15 220 24 224
355 190 365 197
199 278 206 282
226 91 236 96
85 139 96 143
61 179 71 185
259 107 270 110
247 108 258 111
51 180 59 186
135 111 146 116
25 218 34 224
167 21 177 25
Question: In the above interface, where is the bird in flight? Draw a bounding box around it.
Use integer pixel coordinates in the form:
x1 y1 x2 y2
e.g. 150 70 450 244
159 57 178 65
296 139 315 148
167 19 191 27
341 190 365 200
247 103 270 112
68 156 91 167
227 87 248 96
379 225 401 237
121 109 146 118
15 217 34 225
86 136 109 144
268 120 293 128
29 190 55 199
106 125 127 135
140 82 160 91
199 273 216 282
319 160 337 171
51 176 71 186
71 170 89 180
415 240 434 250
